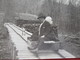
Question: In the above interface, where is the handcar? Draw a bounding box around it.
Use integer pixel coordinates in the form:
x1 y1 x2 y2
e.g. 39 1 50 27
27 26 62 53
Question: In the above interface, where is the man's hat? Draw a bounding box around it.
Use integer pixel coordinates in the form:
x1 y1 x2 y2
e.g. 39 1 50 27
37 13 46 19
37 15 46 19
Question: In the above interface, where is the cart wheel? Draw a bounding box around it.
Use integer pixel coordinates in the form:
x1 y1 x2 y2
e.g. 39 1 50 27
28 41 39 52
52 42 60 51
28 47 38 53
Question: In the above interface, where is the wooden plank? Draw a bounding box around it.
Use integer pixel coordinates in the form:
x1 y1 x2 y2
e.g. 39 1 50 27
58 49 76 58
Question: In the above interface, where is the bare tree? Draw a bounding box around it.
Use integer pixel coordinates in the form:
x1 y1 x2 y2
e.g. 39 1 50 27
3 0 16 23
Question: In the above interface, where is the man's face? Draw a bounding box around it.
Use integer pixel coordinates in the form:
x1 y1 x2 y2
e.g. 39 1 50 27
39 18 45 21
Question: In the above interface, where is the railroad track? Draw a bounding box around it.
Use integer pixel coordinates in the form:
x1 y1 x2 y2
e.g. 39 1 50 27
11 23 32 36
5 23 76 59
7 23 29 44
5 23 40 59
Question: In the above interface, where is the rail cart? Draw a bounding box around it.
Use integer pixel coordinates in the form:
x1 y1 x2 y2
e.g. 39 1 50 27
27 26 62 53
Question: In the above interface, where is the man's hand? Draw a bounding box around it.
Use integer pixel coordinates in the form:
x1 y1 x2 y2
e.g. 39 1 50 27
41 35 45 38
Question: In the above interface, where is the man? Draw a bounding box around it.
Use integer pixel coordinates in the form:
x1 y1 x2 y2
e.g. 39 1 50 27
28 16 58 50
39 16 58 41
39 16 53 38
30 15 46 41
31 16 56 41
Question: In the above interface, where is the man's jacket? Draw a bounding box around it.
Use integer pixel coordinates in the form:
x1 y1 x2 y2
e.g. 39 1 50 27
39 21 52 36
39 21 58 40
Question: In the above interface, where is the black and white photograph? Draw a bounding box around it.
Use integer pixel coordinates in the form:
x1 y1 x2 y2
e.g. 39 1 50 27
0 0 80 59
